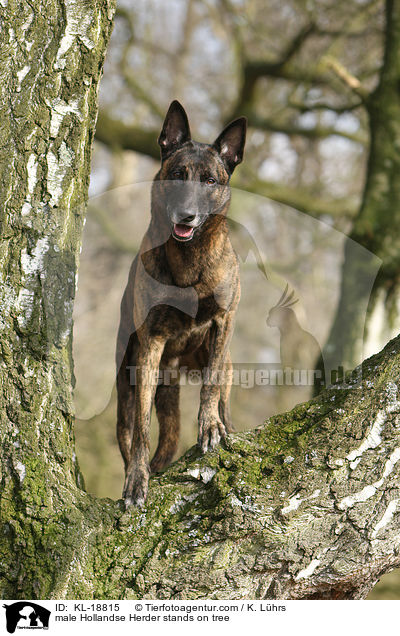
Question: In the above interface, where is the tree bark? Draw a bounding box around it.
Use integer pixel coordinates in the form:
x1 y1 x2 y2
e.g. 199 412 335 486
0 0 115 597
1 0 400 602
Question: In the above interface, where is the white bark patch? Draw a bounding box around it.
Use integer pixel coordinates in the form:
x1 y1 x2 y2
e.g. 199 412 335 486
371 500 399 539
345 385 399 470
281 489 320 515
15 461 26 482
21 153 39 219
8 27 16 49
17 289 35 325
47 142 74 206
349 457 362 470
281 493 302 515
230 495 244 507
381 447 400 479
49 97 83 138
35 367 53 432
339 448 400 510
21 10 34 35
60 298 74 345
386 382 400 413
295 559 320 580
17 238 50 326
55 0 96 70
338 485 377 510
26 153 38 196
0 284 17 329
186 467 216 483
347 410 385 462
199 467 216 483
20 238 49 277
16 65 30 92
169 492 199 514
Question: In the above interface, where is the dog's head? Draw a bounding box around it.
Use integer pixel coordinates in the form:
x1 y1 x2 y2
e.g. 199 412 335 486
152 100 246 243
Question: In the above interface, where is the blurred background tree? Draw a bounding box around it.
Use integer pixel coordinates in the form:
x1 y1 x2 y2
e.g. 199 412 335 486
72 0 400 598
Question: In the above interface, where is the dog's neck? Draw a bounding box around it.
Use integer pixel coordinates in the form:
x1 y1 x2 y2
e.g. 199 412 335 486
164 214 230 289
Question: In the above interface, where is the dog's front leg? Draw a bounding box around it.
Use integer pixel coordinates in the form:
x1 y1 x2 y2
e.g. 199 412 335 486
123 338 164 507
198 312 234 453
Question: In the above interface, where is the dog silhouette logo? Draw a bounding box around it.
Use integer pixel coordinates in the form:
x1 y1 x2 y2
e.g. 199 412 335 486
3 602 50 633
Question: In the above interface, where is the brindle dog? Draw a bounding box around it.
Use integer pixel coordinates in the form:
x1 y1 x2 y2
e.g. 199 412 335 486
116 100 246 506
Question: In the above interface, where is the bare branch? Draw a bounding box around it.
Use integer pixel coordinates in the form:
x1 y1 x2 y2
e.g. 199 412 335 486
280 22 316 65
231 23 320 118
246 113 367 144
233 176 357 220
323 55 369 100
95 110 160 158
116 7 165 119
288 96 363 115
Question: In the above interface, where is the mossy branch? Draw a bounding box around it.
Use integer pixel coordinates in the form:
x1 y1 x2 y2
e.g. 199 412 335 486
3 334 400 599
100 334 400 599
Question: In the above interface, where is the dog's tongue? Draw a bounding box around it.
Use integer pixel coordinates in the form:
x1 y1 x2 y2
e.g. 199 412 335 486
174 224 193 238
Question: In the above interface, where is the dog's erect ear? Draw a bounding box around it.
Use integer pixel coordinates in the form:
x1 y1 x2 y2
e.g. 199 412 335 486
213 117 247 174
158 100 191 159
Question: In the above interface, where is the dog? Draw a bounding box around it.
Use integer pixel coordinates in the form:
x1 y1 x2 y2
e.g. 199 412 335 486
116 100 247 506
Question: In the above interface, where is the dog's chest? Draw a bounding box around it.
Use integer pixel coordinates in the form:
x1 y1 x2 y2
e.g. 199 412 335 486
196 293 221 322
163 322 210 360
160 295 221 359
167 293 222 333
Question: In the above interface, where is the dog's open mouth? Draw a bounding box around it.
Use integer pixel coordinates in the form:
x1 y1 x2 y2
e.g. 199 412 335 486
172 223 195 242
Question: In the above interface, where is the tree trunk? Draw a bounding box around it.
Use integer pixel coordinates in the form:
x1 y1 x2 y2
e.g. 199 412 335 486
320 0 400 375
0 0 115 597
1 0 400 601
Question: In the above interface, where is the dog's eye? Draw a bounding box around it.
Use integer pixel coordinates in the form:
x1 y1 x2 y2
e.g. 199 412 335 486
205 177 216 185
172 170 183 179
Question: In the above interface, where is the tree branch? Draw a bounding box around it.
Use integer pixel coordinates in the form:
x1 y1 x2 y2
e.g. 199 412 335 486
288 96 363 115
95 110 160 158
96 334 400 599
323 55 369 101
116 7 165 119
245 113 367 144
233 177 357 220
4 331 400 598
231 24 321 118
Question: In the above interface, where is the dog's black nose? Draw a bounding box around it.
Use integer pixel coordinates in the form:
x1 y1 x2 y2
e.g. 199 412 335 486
181 214 196 224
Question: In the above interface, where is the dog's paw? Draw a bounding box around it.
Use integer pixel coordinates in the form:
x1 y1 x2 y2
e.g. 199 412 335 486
123 466 149 508
198 414 226 454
